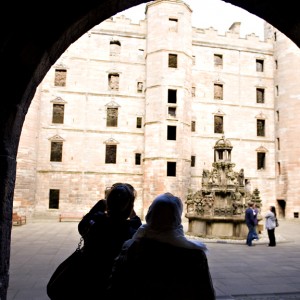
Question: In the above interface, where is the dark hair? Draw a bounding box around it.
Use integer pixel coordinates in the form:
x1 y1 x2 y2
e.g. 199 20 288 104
270 206 277 217
106 183 136 219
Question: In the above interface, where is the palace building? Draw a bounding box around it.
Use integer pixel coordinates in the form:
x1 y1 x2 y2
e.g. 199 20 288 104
14 0 300 220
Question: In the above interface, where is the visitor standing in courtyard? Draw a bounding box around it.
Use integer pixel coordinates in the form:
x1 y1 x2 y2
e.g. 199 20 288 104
252 203 259 240
265 205 277 247
57 183 142 300
106 192 216 300
245 201 256 246
78 182 141 237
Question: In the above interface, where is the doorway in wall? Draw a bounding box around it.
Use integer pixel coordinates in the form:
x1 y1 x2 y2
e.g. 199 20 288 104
277 199 286 218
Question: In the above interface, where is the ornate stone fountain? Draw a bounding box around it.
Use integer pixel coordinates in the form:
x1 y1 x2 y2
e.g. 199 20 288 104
185 136 262 239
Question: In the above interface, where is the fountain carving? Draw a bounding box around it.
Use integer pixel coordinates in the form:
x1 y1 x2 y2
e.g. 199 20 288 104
185 136 262 239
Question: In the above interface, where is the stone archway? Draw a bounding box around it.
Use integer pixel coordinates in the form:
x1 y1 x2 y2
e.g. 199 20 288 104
1 0 300 298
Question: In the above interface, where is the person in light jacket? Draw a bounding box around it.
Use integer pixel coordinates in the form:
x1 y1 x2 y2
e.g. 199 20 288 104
265 205 277 247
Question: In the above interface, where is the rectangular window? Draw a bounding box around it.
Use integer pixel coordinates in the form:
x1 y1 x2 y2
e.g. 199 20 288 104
107 108 118 127
54 69 67 87
257 119 265 136
214 54 223 68
137 82 143 93
52 104 64 124
169 18 178 32
138 49 144 57
191 121 196 132
168 54 177 68
257 152 266 170
105 145 117 164
168 107 176 117
276 85 279 96
50 141 63 162
277 162 281 175
167 162 176 176
214 116 223 134
191 86 195 97
276 110 279 122
191 156 196 167
277 137 280 150
168 89 177 103
136 117 142 128
49 189 59 209
214 84 223 100
135 153 141 165
256 88 265 103
110 40 121 56
256 59 264 72
167 125 177 140
108 73 119 90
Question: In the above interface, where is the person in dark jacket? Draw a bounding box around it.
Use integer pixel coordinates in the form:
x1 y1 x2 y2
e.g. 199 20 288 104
245 201 256 246
56 183 142 300
106 192 216 300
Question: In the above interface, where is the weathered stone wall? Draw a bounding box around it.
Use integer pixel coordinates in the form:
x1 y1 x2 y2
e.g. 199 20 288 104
269 24 300 218
15 0 298 220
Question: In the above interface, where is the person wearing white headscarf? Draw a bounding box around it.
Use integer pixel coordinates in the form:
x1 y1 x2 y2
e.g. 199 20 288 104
106 193 216 300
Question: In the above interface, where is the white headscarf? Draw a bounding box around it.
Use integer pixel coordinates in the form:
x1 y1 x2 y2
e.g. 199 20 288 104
131 193 208 253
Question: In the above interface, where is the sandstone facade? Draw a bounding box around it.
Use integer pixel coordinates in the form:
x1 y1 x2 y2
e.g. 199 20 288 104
14 0 299 220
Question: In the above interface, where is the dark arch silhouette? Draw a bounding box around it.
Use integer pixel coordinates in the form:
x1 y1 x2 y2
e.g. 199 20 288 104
0 0 299 298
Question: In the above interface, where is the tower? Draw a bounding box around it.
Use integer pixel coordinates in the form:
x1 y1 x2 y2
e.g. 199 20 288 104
142 0 193 213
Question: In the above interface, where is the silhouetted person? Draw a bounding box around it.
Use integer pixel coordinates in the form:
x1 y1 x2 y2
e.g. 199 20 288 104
106 192 216 300
50 183 142 300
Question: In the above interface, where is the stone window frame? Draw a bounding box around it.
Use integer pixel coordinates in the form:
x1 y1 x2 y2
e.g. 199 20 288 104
51 97 67 124
169 18 178 32
256 58 264 72
49 135 64 162
104 138 119 164
137 81 143 93
168 106 176 118
214 82 223 100
214 54 223 69
105 100 120 127
106 108 118 127
256 119 265 136
256 146 268 170
108 72 120 91
168 53 178 68
256 87 265 103
214 115 224 134
109 40 121 57
54 68 67 87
